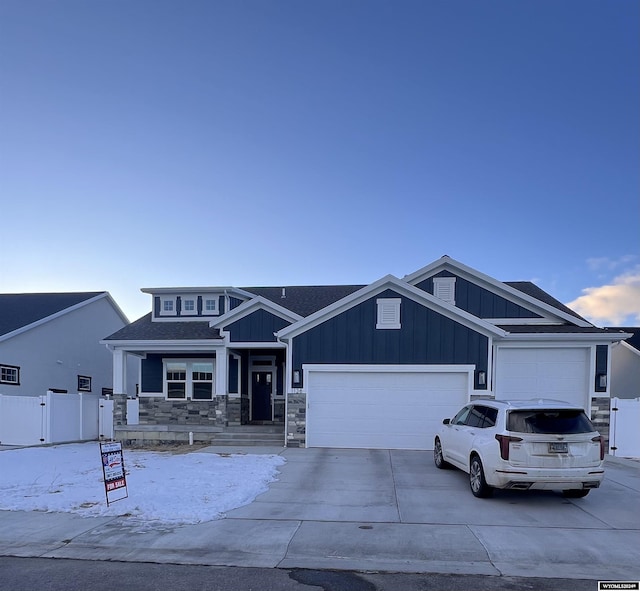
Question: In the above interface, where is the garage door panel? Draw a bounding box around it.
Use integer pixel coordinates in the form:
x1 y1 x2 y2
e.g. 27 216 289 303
307 369 469 450
495 348 589 408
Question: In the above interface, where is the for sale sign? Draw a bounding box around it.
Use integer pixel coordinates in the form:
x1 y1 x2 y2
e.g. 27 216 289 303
100 442 128 506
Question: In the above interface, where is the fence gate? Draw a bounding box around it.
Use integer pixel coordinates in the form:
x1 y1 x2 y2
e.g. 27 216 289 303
99 398 114 440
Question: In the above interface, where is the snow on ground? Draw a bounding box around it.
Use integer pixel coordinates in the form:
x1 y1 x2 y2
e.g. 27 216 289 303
0 443 285 524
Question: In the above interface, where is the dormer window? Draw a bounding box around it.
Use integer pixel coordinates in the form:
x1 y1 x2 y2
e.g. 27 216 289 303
376 298 401 329
433 277 456 305
203 297 218 314
159 296 177 316
181 297 197 316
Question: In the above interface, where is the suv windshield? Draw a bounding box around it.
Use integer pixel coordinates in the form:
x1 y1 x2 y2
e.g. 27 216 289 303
507 409 595 434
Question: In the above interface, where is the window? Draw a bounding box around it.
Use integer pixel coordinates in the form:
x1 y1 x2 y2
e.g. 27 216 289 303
0 364 20 385
507 410 595 434
203 297 217 313
164 359 215 400
181 297 197 315
78 375 92 392
433 277 456 305
376 298 401 329
159 296 177 316
452 406 472 426
191 362 213 400
464 405 498 428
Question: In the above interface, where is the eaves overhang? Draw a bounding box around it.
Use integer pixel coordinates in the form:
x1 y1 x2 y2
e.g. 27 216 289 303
497 331 633 343
100 339 223 352
276 274 507 341
404 255 593 328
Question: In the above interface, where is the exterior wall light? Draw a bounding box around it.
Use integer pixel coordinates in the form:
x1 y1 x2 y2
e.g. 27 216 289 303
478 371 486 386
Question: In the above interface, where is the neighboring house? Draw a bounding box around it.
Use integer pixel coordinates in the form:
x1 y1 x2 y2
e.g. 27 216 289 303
103 256 630 449
0 292 133 398
609 328 640 400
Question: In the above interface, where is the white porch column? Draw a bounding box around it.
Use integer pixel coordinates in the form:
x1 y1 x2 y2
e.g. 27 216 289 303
216 347 227 396
112 349 128 395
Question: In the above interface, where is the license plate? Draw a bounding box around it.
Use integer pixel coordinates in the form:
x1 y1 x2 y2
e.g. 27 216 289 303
548 442 568 453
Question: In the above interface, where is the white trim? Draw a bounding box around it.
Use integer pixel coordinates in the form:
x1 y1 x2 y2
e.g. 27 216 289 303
210 295 302 329
142 286 255 298
228 353 242 398
180 296 198 316
202 295 219 315
277 275 506 341
486 318 564 325
102 340 225 352
163 358 216 400
619 340 640 358
159 296 177 316
501 332 632 343
404 256 594 328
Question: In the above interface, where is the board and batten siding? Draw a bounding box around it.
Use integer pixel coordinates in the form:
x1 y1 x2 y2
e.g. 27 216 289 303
140 353 216 394
416 272 542 319
291 290 489 388
225 309 291 343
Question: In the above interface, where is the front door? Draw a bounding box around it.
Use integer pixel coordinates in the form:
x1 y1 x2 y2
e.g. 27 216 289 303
251 371 272 421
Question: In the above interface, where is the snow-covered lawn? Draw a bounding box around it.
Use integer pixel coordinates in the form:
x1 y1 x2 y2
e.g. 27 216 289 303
0 443 285 525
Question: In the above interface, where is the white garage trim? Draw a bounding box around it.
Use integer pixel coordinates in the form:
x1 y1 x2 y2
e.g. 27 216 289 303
304 364 474 450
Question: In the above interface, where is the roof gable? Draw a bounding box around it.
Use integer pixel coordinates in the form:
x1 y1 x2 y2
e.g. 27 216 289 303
276 275 507 341
404 256 592 327
0 292 123 341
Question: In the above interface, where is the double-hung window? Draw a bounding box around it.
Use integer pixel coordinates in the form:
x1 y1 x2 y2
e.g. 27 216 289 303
164 360 214 400
0 364 20 385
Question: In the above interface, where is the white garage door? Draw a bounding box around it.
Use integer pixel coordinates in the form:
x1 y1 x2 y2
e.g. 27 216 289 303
495 348 590 408
306 367 470 450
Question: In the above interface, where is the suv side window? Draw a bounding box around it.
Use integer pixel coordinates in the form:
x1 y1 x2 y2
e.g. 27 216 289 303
465 406 486 428
452 406 472 425
464 405 499 428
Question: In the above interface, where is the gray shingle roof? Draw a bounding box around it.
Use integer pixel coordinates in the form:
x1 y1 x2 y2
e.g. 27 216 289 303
505 281 588 322
105 313 221 341
242 285 366 317
0 292 105 337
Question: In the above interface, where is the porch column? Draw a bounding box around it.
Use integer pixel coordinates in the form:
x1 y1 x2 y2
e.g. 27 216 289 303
112 349 128 395
216 347 227 396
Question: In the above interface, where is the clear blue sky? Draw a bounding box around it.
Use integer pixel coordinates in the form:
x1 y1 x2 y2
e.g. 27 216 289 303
1 0 638 325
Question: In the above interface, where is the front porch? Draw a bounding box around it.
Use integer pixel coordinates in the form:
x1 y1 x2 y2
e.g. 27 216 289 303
113 423 285 447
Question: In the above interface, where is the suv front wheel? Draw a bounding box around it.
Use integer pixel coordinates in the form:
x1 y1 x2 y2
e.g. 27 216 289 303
469 455 493 498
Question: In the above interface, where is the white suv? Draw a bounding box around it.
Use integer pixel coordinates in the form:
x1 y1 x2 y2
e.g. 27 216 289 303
434 399 606 498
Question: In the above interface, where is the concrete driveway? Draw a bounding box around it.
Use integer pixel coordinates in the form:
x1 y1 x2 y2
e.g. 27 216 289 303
0 447 638 581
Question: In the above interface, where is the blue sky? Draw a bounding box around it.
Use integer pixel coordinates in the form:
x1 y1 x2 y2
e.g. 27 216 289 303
1 0 638 325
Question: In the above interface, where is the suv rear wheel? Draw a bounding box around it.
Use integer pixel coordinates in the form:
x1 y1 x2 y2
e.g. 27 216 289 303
469 455 493 498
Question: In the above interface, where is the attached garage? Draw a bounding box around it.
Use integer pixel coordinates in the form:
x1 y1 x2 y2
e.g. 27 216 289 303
305 365 472 450
494 347 590 409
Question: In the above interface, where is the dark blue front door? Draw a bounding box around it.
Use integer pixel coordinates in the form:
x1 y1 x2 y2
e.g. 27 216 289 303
251 371 272 421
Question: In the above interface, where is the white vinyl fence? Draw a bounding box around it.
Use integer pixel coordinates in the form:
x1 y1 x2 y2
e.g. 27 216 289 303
0 391 101 446
609 397 640 458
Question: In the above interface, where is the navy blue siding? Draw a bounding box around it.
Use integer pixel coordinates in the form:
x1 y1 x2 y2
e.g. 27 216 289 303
417 272 542 319
226 309 291 342
229 297 244 310
141 354 163 392
595 345 608 393
291 289 488 388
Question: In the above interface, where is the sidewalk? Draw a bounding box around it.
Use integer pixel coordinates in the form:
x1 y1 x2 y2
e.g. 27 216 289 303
0 448 638 580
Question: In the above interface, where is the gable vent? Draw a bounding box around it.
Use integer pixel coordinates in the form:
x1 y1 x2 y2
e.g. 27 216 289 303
433 277 456 305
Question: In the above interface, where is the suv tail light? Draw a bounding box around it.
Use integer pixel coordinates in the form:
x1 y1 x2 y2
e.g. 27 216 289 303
495 434 523 460
592 435 606 460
